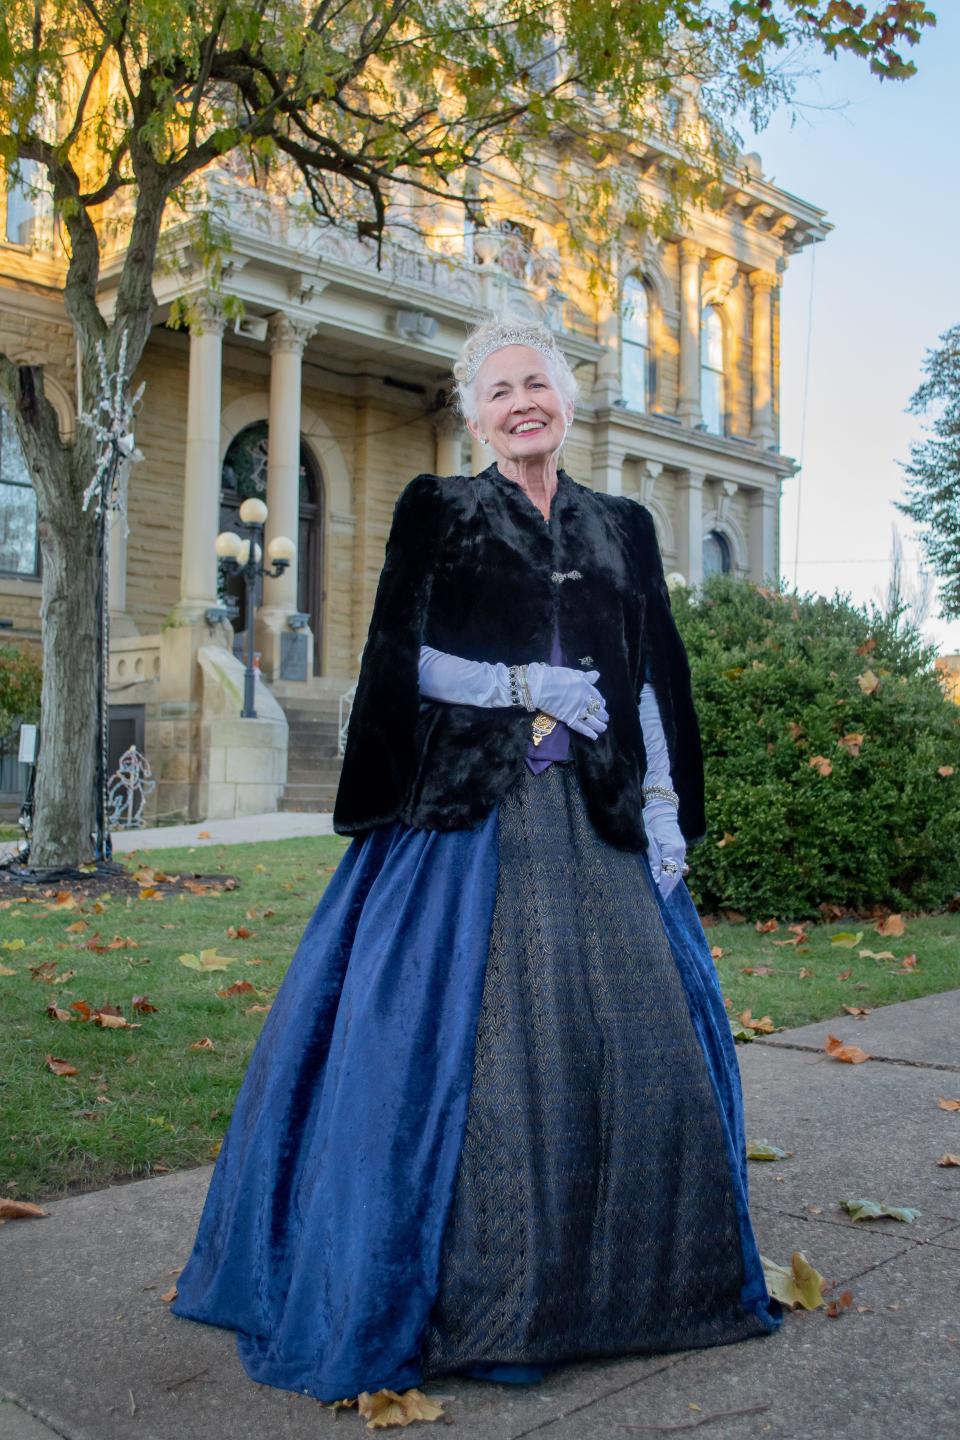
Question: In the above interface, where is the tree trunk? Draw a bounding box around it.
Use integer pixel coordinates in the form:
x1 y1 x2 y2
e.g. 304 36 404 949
31 476 100 868
0 363 100 869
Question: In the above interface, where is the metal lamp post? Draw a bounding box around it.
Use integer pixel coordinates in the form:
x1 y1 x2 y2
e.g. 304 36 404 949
215 498 295 719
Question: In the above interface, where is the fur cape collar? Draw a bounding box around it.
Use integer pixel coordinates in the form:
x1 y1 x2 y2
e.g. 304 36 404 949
333 462 705 852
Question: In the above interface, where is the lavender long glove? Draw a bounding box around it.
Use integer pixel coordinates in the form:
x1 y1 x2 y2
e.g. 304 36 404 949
418 646 608 740
639 680 686 899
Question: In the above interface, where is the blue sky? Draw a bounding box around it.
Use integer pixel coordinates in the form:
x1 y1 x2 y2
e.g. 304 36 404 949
739 6 960 654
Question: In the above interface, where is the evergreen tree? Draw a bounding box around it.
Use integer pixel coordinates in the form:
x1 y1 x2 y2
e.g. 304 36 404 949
896 324 960 619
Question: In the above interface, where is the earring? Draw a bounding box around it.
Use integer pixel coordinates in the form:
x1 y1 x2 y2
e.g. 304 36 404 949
480 435 488 444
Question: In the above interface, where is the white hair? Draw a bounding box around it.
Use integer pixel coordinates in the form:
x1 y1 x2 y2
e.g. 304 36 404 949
452 316 579 424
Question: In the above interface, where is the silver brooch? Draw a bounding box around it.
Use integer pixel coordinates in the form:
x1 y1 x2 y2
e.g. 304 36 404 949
551 569 582 584
579 655 593 666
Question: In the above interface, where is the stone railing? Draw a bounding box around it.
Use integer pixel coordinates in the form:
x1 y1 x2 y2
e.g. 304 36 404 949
109 635 162 689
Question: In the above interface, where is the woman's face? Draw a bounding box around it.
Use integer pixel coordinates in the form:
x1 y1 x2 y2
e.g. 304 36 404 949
467 345 573 468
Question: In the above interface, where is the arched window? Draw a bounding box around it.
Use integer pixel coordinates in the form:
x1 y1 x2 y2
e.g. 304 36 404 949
702 529 732 577
700 305 725 435
219 422 327 674
621 276 651 412
0 407 38 576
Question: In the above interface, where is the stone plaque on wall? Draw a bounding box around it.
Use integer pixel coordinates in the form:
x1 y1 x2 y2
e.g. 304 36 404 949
281 632 308 681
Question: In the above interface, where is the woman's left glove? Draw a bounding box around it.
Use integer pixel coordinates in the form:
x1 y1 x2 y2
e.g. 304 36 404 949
643 796 686 901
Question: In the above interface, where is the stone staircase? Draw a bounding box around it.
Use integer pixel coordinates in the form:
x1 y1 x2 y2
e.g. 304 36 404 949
274 682 350 814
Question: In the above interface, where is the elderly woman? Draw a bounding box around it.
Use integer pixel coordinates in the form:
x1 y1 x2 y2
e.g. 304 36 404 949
171 318 781 1403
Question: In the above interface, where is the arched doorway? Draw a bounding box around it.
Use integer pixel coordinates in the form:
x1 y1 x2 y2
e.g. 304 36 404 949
220 421 325 674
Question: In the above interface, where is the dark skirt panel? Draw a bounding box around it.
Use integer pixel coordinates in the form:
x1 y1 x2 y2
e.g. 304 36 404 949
423 762 774 1376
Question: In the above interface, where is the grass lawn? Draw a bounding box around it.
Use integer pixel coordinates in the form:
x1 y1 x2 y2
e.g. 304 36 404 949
2 835 958 1203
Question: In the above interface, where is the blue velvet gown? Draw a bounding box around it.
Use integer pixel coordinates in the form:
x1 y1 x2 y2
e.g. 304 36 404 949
170 733 782 1398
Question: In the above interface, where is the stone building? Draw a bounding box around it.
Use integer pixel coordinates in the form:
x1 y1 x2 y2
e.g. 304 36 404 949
0 147 829 824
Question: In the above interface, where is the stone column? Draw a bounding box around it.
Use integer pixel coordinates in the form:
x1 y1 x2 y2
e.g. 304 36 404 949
592 439 624 496
107 463 138 637
258 312 316 682
174 297 225 621
674 467 705 586
593 250 623 408
748 484 779 583
677 240 705 429
749 270 778 448
164 295 229 825
433 409 464 475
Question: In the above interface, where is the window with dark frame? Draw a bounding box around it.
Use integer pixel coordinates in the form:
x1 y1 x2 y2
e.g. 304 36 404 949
700 306 726 435
621 276 650 412
0 406 39 577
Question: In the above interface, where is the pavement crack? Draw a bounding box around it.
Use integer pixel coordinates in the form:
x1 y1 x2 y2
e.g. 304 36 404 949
510 1356 690 1438
753 1041 960 1073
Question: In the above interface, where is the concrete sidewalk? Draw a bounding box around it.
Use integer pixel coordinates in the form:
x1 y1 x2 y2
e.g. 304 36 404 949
0 810 336 866
1 993 957 1440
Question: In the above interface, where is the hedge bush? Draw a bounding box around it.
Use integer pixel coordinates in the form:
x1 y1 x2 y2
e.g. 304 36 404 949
672 577 960 920
0 642 42 741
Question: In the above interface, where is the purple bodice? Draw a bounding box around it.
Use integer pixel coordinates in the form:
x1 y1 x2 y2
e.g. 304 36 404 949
524 622 571 775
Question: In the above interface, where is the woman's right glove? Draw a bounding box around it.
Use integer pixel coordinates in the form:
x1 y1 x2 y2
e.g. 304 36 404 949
418 646 608 740
526 663 609 739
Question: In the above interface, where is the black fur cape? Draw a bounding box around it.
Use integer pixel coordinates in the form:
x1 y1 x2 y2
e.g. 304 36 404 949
333 461 706 852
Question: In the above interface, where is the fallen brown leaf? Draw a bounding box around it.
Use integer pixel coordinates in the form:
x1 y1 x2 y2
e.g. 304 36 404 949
857 669 881 696
64 920 88 934
710 945 724 961
739 1009 778 1034
937 1097 960 1112
45 1001 73 1022
798 967 814 979
825 1034 869 1065
94 1011 141 1029
217 980 256 997
755 918 779 934
244 1002 272 1014
874 913 906 937
720 909 746 924
825 1289 855 1319
45 1054 78 1076
189 1037 215 1051
773 924 810 948
936 1154 960 1167
160 1285 178 1303
357 1388 445 1430
226 925 254 940
937 765 954 778
842 1004 871 1018
895 954 919 973
131 995 158 1013
740 966 775 977
809 754 833 777
70 1000 92 1021
0 1200 47 1222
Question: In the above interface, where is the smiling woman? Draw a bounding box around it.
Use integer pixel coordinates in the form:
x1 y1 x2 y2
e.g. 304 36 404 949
454 321 578 519
170 315 781 1407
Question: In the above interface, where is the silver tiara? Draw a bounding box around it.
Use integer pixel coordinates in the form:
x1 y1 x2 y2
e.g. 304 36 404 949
460 328 560 384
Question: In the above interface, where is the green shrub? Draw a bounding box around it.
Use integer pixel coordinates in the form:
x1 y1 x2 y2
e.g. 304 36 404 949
0 642 42 740
673 576 960 920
